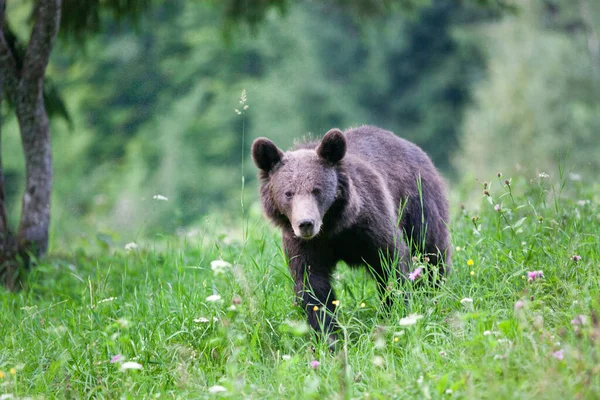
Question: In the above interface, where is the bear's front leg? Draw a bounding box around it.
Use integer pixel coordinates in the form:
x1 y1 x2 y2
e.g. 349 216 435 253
284 235 339 348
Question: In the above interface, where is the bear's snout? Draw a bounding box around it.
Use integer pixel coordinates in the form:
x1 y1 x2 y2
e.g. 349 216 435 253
297 219 315 237
291 195 322 239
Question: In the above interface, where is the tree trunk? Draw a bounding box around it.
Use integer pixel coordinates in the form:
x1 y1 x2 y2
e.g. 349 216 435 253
0 0 61 289
15 85 53 257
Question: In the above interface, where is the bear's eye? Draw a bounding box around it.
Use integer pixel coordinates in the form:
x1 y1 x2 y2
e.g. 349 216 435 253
284 191 293 199
312 188 322 196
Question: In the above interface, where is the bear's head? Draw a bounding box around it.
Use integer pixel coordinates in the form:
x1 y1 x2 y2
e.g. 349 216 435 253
252 129 347 240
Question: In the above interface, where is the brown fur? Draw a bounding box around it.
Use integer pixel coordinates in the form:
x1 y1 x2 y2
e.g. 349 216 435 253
252 125 451 345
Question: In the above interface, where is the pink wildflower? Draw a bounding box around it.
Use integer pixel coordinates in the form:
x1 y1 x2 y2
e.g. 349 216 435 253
408 267 422 281
552 349 564 360
571 255 582 262
571 315 589 326
494 204 501 212
514 300 524 310
310 360 320 370
527 270 544 282
110 354 122 364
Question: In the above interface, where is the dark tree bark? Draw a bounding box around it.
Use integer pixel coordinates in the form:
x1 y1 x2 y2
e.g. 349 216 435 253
0 0 61 289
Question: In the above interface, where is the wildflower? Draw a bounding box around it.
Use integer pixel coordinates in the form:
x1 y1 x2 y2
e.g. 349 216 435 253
423 256 430 263
504 179 510 186
417 375 424 385
360 302 366 308
467 259 474 266
206 294 222 302
497 172 502 178
152 194 168 201
393 337 399 342
310 360 320 370
110 354 122 364
552 349 564 360
446 389 453 394
234 109 242 115
98 297 117 304
571 255 582 262
282 354 291 361
408 267 422 281
514 300 524 310
571 315 589 326
117 319 130 329
569 173 582 181
0 371 4 379
210 259 232 275
455 246 461 252
460 298 473 305
483 181 488 189
193 317 218 323
439 350 447 357
120 362 143 371
527 270 544 282
124 242 137 251
483 330 492 336
494 204 501 212
372 356 385 367
538 172 550 179
313 305 319 311
399 314 423 326
208 385 228 394
332 300 340 306
470 271 475 276
483 190 490 196
232 295 242 305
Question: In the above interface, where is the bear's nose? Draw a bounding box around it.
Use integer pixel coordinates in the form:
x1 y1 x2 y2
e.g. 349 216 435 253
298 219 315 231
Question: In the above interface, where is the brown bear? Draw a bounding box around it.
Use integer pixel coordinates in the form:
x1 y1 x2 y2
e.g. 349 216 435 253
252 125 451 344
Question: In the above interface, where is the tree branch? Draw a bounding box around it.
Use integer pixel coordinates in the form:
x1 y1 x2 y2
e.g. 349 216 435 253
22 0 62 84
0 0 20 103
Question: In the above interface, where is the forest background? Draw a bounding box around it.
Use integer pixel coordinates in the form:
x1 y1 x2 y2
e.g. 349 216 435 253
1 0 599 250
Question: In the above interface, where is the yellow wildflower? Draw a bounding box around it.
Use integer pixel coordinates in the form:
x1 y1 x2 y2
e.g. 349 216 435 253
467 259 474 266
313 305 319 311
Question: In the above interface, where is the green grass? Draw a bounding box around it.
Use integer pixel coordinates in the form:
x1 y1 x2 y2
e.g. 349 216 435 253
1 172 599 399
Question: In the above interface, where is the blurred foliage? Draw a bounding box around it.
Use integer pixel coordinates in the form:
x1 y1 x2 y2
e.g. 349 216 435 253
455 0 600 179
1 0 598 245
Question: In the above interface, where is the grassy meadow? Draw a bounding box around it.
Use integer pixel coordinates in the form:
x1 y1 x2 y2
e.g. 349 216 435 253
1 171 599 399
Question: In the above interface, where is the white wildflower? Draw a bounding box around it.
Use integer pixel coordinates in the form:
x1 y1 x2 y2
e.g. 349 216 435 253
193 317 218 323
460 298 473 305
282 354 292 361
569 173 582 181
120 361 143 371
208 385 228 394
372 355 385 367
124 242 137 251
211 259 232 275
399 313 423 326
98 297 117 304
483 330 492 336
152 194 168 201
206 294 222 302
538 172 550 179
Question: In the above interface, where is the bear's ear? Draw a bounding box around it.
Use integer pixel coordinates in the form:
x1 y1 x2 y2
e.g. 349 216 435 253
252 137 284 172
317 128 346 165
